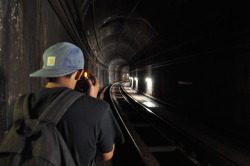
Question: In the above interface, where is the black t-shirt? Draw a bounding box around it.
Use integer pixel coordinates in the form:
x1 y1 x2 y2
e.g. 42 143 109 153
7 87 124 166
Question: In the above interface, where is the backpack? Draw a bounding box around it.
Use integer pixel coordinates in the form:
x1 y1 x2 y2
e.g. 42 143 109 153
0 89 83 166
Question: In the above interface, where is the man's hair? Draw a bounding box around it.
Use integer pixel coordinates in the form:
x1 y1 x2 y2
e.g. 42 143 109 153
47 72 75 83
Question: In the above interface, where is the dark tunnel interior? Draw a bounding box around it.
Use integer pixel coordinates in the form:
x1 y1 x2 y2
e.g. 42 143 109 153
1 0 250 159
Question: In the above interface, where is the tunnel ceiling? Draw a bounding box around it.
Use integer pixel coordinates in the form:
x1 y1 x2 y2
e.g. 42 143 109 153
49 0 250 70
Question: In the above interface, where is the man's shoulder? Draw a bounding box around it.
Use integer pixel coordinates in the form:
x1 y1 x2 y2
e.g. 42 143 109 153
65 94 112 121
80 95 110 109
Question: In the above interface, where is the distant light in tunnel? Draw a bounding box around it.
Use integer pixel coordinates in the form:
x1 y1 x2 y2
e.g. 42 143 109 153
145 78 152 83
143 101 157 108
145 77 153 95
129 77 133 87
134 77 138 90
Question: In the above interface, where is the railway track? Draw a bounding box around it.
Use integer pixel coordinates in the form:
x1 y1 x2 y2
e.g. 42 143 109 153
108 83 199 166
98 82 250 166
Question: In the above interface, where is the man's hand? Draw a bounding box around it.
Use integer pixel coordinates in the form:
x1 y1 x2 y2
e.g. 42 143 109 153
86 74 99 98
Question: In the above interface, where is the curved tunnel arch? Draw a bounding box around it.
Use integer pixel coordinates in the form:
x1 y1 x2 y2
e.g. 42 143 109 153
92 17 160 69
101 42 136 64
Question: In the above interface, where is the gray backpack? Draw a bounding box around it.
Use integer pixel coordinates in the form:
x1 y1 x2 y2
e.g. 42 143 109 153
0 89 83 166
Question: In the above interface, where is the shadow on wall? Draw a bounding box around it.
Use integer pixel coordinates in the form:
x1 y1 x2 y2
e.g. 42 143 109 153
0 68 7 141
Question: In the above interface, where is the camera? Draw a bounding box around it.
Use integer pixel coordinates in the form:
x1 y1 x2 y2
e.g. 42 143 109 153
75 72 95 93
88 74 96 85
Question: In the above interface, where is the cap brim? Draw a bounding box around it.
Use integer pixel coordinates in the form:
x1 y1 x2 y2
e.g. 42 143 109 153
29 68 78 77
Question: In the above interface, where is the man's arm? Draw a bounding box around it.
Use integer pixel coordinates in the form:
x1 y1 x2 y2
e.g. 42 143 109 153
102 144 115 161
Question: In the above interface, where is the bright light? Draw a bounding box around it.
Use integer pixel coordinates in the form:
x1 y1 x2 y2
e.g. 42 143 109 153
145 78 152 83
134 77 138 90
84 72 88 78
129 77 133 87
145 77 153 95
143 101 157 108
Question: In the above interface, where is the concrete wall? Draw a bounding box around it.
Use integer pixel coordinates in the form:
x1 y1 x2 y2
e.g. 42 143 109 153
0 0 73 140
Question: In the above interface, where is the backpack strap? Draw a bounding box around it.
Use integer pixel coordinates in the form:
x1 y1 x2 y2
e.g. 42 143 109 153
13 93 33 122
38 88 83 124
13 89 83 125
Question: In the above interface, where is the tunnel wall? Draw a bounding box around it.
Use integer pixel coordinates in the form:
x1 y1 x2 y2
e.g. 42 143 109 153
130 3 250 140
0 0 75 140
131 51 250 140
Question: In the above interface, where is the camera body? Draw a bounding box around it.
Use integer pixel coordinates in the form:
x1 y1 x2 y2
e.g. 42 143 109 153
75 72 95 93
88 74 96 85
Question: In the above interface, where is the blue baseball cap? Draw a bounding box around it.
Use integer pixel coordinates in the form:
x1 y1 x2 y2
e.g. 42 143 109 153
30 42 84 77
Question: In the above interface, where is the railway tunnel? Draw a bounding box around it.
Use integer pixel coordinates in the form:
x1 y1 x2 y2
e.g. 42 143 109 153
1 0 250 165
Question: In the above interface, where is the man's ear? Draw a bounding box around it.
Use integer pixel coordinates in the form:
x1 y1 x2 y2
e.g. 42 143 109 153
75 69 84 81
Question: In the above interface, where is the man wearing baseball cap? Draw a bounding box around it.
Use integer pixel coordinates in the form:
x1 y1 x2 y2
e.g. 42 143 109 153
7 42 124 166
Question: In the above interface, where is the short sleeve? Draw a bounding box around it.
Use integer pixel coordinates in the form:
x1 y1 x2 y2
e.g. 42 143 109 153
97 105 124 153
